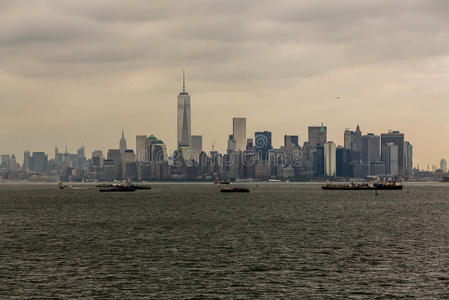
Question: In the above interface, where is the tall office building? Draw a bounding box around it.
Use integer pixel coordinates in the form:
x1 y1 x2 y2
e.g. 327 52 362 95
92 150 104 168
344 129 353 150
227 134 236 153
246 138 254 150
284 135 299 148
361 133 381 176
336 146 351 177
107 149 122 180
233 117 246 151
122 149 137 180
255 131 272 161
382 143 399 176
177 71 191 149
77 146 85 159
31 152 48 174
313 145 325 177
10 154 18 171
381 131 405 176
119 129 127 154
404 141 413 176
352 125 362 152
23 150 31 171
136 135 148 164
361 133 380 164
440 159 447 173
344 125 362 152
324 142 336 177
148 135 168 162
191 135 203 154
308 123 327 148
1 154 10 169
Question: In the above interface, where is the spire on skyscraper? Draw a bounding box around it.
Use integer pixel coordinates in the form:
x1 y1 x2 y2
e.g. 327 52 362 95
120 128 127 154
182 70 185 93
177 72 191 149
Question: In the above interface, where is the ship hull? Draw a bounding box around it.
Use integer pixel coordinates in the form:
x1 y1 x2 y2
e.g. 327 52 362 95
322 185 403 190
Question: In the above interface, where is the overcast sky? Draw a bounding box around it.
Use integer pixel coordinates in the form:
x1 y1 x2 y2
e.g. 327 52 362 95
1 0 449 167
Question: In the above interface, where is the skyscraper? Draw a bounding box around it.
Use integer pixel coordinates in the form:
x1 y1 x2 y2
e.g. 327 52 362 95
382 143 399 176
177 71 191 149
344 129 353 150
77 146 85 159
361 133 381 164
92 150 104 168
23 150 31 171
148 135 168 162
191 135 203 154
324 142 336 177
361 133 381 176
233 117 246 151
136 135 148 164
1 154 10 169
308 123 327 148
336 146 351 177
284 135 299 148
352 125 362 152
255 131 272 161
404 141 413 176
136 135 148 181
381 131 405 176
107 149 122 180
120 129 127 154
31 152 48 174
10 154 18 171
440 159 447 173
227 134 236 153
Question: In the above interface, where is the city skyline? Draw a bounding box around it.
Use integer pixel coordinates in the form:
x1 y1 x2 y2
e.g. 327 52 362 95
1 1 449 167
0 73 441 171
0 99 443 170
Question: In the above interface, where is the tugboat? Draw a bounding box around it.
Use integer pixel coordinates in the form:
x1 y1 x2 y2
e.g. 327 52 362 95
59 182 73 190
99 185 136 192
322 181 403 190
220 187 250 193
129 183 152 190
97 182 151 192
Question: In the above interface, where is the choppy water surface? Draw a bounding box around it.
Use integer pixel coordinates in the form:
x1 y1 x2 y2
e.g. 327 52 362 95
1 183 449 298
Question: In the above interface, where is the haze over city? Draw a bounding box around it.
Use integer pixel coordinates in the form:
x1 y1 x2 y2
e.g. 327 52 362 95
1 0 449 167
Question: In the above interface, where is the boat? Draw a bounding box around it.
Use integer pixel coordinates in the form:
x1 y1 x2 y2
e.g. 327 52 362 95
215 180 230 185
129 184 152 190
59 182 73 190
268 179 282 182
235 178 254 182
220 187 250 193
99 185 136 192
322 182 403 190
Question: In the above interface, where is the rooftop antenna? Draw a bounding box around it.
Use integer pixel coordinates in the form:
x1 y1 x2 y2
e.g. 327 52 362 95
182 70 186 93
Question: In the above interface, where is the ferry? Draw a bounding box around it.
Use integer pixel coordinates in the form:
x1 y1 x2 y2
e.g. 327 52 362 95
220 187 250 193
322 182 403 190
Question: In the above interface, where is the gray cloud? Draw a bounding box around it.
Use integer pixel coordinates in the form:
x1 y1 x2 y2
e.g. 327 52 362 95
0 0 449 165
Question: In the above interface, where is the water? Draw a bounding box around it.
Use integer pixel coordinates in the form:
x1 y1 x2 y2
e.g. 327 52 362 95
1 183 449 298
